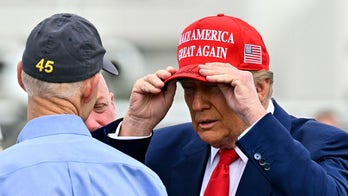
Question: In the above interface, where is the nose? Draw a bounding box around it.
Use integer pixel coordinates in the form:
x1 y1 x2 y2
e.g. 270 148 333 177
191 90 209 111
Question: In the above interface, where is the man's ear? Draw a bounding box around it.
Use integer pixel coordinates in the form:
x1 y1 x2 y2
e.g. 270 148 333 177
17 61 26 92
82 73 100 104
256 78 271 104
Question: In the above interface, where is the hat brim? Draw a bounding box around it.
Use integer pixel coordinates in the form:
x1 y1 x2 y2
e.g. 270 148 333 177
164 64 208 84
102 57 119 75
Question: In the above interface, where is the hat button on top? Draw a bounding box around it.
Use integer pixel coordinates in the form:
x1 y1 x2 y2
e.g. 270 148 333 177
217 13 225 17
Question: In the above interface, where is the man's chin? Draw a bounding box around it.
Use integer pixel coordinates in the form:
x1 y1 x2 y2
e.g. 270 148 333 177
198 130 222 146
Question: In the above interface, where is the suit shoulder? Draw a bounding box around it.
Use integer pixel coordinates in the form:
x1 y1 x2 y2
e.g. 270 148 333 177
152 122 200 147
154 122 194 136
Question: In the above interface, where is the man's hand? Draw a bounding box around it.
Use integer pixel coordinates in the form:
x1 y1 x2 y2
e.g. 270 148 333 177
199 62 267 126
120 66 177 136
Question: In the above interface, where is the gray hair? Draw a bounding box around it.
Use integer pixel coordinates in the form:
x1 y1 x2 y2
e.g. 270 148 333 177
21 71 83 99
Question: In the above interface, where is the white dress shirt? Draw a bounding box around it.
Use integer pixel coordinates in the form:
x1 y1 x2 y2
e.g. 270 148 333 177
200 102 274 195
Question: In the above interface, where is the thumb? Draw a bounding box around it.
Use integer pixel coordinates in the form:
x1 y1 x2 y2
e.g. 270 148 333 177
218 83 232 97
164 81 177 104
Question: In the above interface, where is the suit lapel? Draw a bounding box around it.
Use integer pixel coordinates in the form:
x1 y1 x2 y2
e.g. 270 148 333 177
169 137 210 196
272 99 292 131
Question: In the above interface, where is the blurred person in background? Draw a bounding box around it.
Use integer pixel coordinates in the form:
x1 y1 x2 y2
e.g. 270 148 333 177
92 14 348 195
315 109 342 128
0 13 166 195
85 74 116 131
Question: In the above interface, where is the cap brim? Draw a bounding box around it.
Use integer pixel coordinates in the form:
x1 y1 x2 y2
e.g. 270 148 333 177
164 64 208 84
102 57 119 75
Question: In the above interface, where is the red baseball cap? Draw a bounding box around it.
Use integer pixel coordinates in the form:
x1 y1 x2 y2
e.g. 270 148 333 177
165 13 270 83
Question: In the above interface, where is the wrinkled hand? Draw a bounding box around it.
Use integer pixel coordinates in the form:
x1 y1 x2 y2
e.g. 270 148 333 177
120 66 177 136
199 62 267 126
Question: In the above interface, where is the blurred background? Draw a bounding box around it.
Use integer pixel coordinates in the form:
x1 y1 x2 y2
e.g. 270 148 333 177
1 0 348 149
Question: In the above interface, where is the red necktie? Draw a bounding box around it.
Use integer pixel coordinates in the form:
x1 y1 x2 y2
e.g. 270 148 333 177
204 149 239 196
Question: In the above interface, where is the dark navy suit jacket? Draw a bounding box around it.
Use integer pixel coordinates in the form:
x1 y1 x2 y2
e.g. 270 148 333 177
92 100 348 196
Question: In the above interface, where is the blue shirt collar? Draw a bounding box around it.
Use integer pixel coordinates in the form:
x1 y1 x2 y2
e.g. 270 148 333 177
17 114 91 143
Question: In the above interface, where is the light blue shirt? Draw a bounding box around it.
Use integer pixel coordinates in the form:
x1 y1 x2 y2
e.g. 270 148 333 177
0 114 167 196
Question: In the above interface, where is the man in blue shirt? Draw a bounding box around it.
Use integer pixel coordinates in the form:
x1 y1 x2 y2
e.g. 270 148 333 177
0 13 166 195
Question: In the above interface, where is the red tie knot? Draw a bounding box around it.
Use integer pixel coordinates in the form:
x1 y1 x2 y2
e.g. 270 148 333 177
218 149 239 165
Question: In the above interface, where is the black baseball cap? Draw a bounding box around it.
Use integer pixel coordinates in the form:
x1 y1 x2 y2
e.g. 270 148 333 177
22 13 118 83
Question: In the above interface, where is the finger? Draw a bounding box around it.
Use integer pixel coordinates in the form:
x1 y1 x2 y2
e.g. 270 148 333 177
133 75 163 94
145 76 165 92
155 69 175 81
199 63 237 75
205 62 233 67
165 66 177 74
199 66 229 78
217 83 231 94
205 74 234 84
164 80 177 98
141 81 163 93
